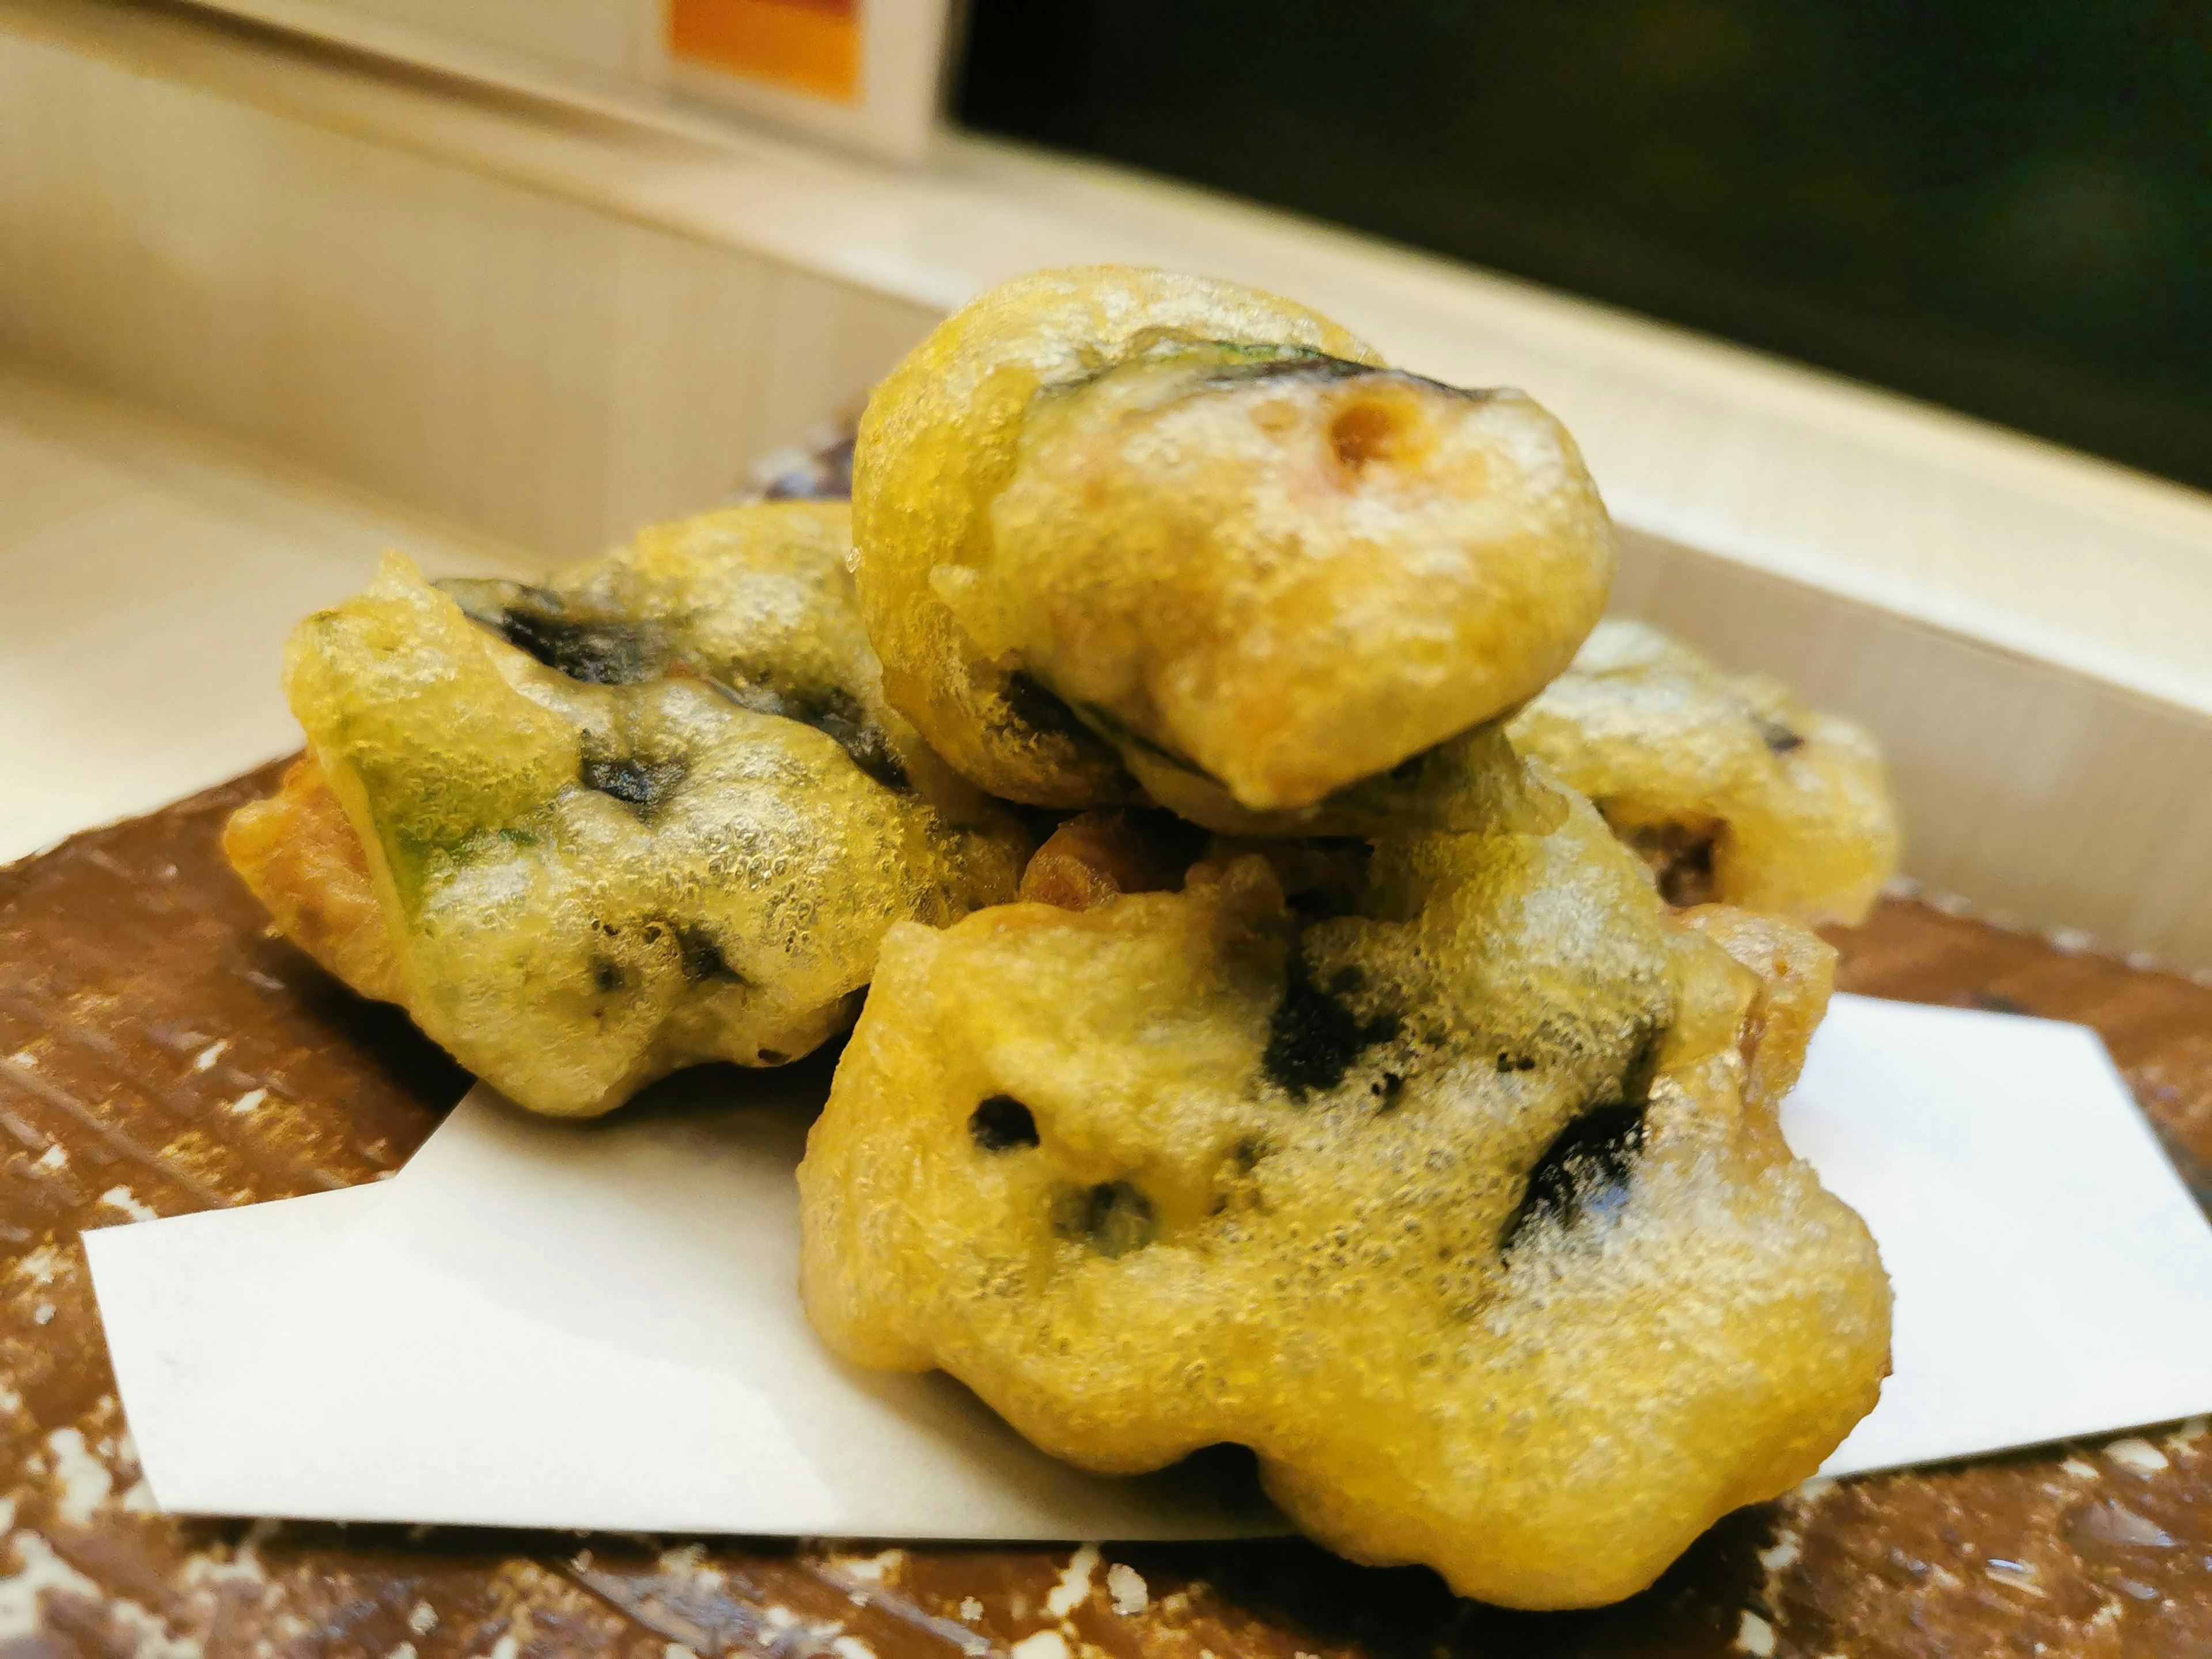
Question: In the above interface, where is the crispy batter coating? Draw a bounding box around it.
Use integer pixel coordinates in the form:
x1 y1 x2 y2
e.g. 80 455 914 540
224 753 398 1002
230 503 1028 1117
1508 619 1899 926
1016 809 1206 912
851 266 1614 816
798 733 1889 1609
1676 903 1836 1112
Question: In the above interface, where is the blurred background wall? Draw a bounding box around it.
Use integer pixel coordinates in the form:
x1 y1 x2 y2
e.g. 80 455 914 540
959 1 2210 492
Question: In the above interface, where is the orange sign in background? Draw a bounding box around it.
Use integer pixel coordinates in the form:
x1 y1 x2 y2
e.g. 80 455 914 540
667 0 860 103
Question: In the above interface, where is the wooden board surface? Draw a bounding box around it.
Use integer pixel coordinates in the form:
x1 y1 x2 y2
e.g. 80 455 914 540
4 766 2210 1656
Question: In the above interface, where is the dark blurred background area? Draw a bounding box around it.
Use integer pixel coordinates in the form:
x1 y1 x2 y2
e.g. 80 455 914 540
956 1 2211 492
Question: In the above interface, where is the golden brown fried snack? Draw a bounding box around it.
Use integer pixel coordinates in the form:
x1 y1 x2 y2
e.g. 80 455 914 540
798 733 1889 1609
224 753 397 1002
228 503 1028 1117
1677 903 1837 1112
852 266 1615 817
1016 808 1205 912
1508 618 1900 925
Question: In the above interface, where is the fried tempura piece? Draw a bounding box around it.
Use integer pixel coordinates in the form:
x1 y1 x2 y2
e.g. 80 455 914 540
852 266 1615 817
1016 809 1205 912
1677 903 1836 1112
1507 619 1899 925
228 503 1028 1117
224 753 397 1002
798 733 1889 1610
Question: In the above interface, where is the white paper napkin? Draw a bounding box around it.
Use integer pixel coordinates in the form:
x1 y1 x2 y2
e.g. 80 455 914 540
89 1062 1282 1538
1780 994 2212 1472
88 1184 381 1477
85 994 2212 1537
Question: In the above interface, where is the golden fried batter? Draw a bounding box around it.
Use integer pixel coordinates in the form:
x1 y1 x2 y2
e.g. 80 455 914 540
1677 903 1836 1113
224 753 397 1002
798 733 1889 1610
230 503 1028 1117
1016 809 1205 912
1508 619 1899 925
852 266 1614 816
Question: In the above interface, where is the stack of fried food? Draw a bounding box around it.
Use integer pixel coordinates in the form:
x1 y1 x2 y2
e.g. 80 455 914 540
227 267 1899 1611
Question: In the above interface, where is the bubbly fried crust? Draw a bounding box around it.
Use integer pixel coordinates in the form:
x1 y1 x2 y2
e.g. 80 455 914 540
1507 619 1900 925
798 734 1889 1610
233 503 1028 1117
852 266 1614 816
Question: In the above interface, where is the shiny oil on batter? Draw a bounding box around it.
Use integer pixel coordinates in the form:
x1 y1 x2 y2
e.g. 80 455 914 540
797 730 1890 1609
1510 618 1900 925
851 266 1615 819
225 502 1028 1117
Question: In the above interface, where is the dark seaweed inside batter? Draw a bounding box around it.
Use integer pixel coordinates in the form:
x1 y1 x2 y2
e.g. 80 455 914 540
1502 1033 1660 1253
1263 952 1402 1100
1054 1180 1156 1256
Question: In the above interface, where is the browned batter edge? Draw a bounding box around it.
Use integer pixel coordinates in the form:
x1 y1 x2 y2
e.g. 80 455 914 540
3 761 2208 1656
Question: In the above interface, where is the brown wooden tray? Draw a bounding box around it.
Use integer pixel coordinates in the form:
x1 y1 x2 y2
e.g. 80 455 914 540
5 763 2210 1656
